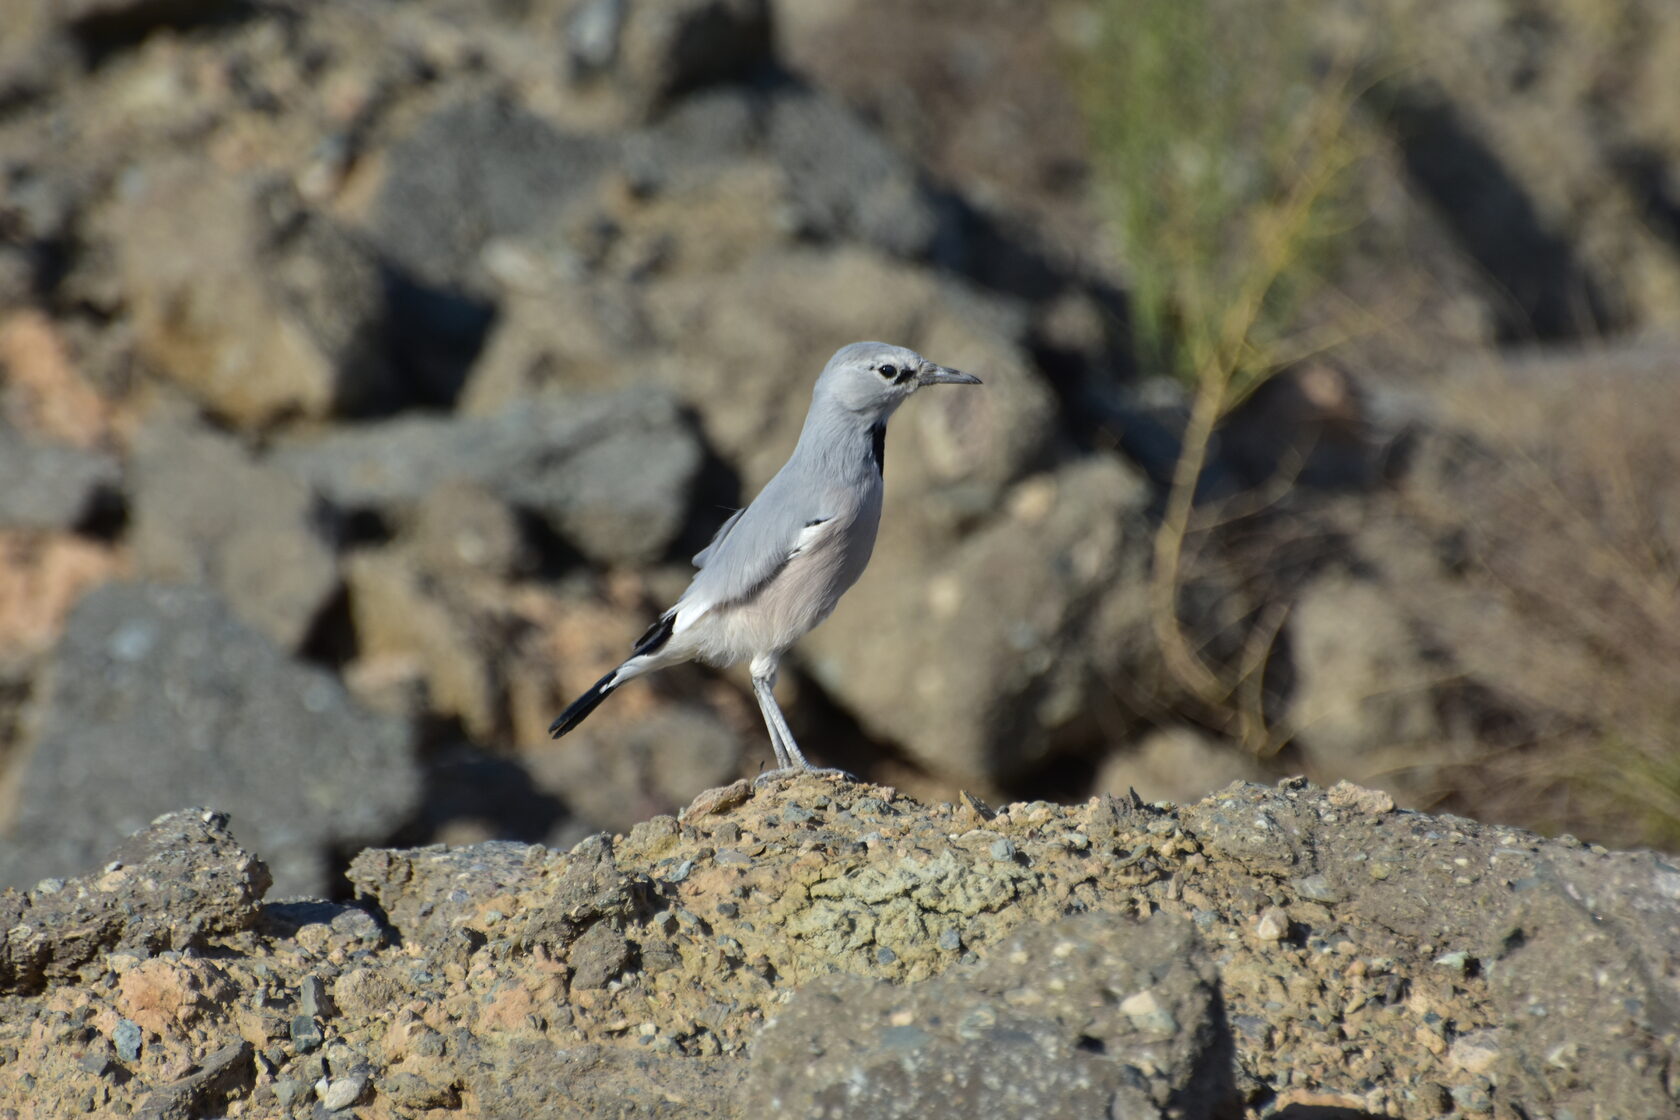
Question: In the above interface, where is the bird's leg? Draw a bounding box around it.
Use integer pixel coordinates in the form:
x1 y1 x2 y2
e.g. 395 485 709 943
751 670 793 772
750 655 853 786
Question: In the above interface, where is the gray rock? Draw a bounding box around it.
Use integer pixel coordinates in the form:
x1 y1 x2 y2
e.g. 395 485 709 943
110 162 395 426
0 807 270 994
804 455 1151 785
367 97 617 293
130 419 338 651
1286 573 1442 777
113 1018 143 1063
601 0 772 111
767 87 947 259
134 1040 252 1120
741 912 1235 1120
0 584 418 897
0 423 120 530
58 0 232 41
271 389 702 565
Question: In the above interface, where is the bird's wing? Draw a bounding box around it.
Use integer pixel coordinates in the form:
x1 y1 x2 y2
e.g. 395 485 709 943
691 507 746 569
672 477 837 630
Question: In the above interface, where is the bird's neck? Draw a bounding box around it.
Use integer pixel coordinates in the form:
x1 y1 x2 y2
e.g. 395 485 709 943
793 398 891 483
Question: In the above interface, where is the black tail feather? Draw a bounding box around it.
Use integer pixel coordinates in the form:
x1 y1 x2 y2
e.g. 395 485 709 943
549 668 620 738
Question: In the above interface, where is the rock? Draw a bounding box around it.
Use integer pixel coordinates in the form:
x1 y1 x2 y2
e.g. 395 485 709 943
804 454 1150 785
113 1018 143 1062
1254 906 1290 942
0 530 123 661
129 418 338 650
0 807 269 994
411 481 532 579
0 583 418 896
133 1039 252 1120
0 779 1676 1118
588 0 772 111
271 389 702 565
530 705 745 834
0 422 120 531
766 86 950 260
58 0 232 42
0 308 117 450
1326 780 1397 817
344 546 504 742
109 162 395 426
1094 727 1272 807
1287 574 1442 782
318 1069 368 1111
741 913 1234 1120
367 96 616 294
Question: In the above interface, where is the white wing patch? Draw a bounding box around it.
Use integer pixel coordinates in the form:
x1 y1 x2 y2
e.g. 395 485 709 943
789 517 834 558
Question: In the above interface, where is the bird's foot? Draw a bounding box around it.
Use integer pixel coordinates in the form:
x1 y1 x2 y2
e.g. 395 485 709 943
754 766 856 788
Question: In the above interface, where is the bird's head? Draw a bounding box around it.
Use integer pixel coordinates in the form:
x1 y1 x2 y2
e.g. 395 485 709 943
814 340 981 420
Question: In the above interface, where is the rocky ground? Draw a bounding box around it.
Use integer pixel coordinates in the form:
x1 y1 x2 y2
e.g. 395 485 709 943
1 778 1676 1119
1 0 1677 900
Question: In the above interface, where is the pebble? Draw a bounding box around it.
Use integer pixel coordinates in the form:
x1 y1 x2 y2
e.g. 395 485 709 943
112 1019 142 1063
1119 989 1178 1034
937 929 962 951
990 837 1016 861
1327 780 1396 816
319 1071 369 1111
273 1079 310 1108
1255 907 1290 941
1294 873 1339 903
290 1014 323 1052
1448 1030 1503 1075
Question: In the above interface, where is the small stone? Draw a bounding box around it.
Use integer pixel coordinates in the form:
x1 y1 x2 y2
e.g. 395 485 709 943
290 1015 323 1052
666 859 694 884
274 1078 310 1108
1448 1030 1502 1075
112 1020 142 1063
1327 780 1395 816
1119 988 1177 1034
1450 1077 1494 1114
1294 873 1339 903
299 974 330 1019
937 929 962 951
990 837 1016 861
681 779 753 820
1434 951 1471 974
320 1071 369 1111
875 946 897 965
783 803 814 823
1255 906 1290 941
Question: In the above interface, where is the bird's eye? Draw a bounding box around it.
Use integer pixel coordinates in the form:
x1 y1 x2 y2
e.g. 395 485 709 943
877 364 897 380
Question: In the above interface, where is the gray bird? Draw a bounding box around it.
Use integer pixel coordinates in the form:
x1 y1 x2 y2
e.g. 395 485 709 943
549 341 982 778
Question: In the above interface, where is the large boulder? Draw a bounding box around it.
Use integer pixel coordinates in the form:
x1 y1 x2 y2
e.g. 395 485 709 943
0 583 419 896
108 162 396 426
270 389 703 566
804 454 1152 786
0 422 120 531
743 913 1236 1120
129 418 339 651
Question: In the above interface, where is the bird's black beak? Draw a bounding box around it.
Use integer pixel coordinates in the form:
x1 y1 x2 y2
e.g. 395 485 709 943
917 363 982 386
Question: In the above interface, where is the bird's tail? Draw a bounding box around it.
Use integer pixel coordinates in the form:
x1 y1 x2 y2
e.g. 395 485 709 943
549 667 622 738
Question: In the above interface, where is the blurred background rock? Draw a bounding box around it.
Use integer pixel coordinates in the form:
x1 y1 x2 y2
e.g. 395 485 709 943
2 0 1678 895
